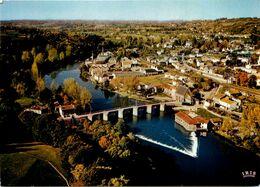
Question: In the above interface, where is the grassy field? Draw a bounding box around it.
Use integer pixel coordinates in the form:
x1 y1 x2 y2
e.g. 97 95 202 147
138 75 172 86
15 97 36 107
196 108 218 119
0 142 67 186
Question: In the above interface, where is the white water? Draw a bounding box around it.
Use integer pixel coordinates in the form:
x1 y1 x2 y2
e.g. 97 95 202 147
135 134 198 158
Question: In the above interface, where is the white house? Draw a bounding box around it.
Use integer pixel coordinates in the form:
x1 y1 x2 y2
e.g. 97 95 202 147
121 57 133 70
213 94 240 110
164 73 176 80
163 84 176 100
256 73 260 87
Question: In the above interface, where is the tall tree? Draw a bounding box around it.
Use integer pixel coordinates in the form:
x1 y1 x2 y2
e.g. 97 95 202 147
35 53 44 64
36 77 46 92
66 45 72 57
238 72 248 86
50 79 59 92
31 61 39 81
248 75 257 88
48 48 58 62
59 51 65 61
21 51 31 63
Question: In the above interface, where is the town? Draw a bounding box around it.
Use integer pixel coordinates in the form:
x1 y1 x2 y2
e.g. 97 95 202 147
76 22 260 137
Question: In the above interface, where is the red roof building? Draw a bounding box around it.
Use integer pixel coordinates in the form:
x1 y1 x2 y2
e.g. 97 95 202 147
175 111 209 132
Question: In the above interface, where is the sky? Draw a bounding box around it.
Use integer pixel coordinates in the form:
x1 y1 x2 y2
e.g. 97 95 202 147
0 0 260 21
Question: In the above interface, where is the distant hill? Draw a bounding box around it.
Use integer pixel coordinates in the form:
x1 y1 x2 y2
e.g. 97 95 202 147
1 18 259 35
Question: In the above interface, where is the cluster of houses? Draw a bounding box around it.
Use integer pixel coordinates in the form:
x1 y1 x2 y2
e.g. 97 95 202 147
201 89 243 111
147 34 260 86
85 50 169 85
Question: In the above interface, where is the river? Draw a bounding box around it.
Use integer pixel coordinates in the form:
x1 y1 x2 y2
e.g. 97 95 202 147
44 63 259 186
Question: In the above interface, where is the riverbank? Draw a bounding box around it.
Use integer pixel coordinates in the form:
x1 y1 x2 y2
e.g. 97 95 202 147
112 89 173 104
214 130 260 157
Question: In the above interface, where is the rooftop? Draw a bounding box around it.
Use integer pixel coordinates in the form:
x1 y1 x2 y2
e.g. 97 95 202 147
176 85 189 96
176 111 209 125
214 93 225 100
60 104 76 111
221 97 237 105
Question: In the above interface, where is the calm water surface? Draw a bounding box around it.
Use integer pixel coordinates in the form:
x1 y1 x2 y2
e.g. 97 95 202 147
44 63 259 186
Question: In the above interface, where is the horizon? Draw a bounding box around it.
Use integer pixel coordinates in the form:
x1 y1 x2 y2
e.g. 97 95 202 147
1 17 259 23
0 0 260 21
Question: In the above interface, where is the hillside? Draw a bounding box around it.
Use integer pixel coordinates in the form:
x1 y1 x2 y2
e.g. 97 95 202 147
0 142 67 186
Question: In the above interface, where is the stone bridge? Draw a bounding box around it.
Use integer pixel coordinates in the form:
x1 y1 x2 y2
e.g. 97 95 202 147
60 102 176 121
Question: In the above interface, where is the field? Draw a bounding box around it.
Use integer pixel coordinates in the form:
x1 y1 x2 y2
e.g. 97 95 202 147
196 108 219 119
0 142 67 186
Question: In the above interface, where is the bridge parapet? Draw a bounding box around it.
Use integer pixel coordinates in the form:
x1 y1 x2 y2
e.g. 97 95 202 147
59 101 177 121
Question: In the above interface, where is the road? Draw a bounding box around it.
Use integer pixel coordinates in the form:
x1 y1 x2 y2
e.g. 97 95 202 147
224 84 260 100
183 63 229 84
183 63 260 100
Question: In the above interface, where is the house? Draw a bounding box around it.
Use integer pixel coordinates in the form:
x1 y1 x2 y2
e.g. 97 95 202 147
95 52 111 64
150 65 164 73
89 66 109 77
163 84 176 100
112 71 144 78
90 67 113 84
175 111 209 132
210 118 223 130
185 41 192 48
108 57 117 67
164 73 176 80
213 94 240 110
121 57 133 70
140 68 159 76
157 49 164 55
191 48 200 54
137 84 158 96
224 89 241 98
256 73 260 87
24 105 49 115
203 100 211 108
58 104 76 117
219 97 239 110
175 85 193 104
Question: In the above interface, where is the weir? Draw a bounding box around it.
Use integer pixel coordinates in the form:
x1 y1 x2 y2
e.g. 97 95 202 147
135 133 198 158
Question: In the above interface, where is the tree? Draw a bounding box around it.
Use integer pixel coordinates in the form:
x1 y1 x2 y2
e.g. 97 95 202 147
31 47 36 58
50 79 59 92
48 48 58 62
106 175 129 186
21 51 31 63
80 88 92 109
59 51 65 61
64 78 81 100
238 72 248 86
250 26 259 45
31 62 39 81
98 136 111 149
66 45 72 57
15 82 26 96
219 116 234 133
63 78 92 108
35 53 44 64
248 75 257 88
36 77 46 93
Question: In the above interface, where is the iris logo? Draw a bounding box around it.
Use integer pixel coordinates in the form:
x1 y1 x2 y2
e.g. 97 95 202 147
242 171 256 178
